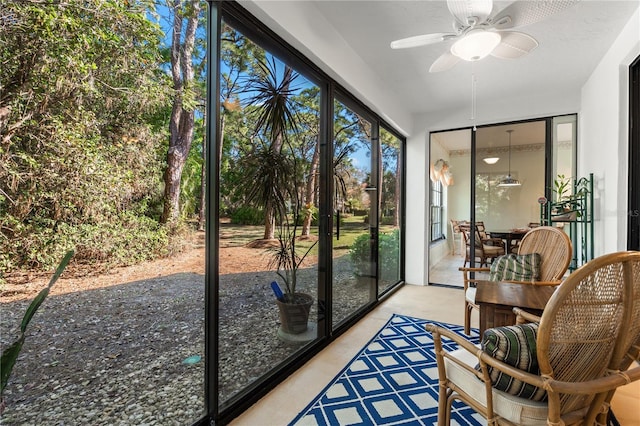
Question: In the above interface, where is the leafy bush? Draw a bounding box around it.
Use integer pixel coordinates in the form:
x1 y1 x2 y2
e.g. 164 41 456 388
230 206 264 225
379 229 400 281
349 233 372 277
0 213 168 275
349 229 400 280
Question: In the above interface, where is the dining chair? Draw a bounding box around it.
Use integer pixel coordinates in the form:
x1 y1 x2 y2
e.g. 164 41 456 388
449 219 467 255
427 250 640 426
460 224 505 268
461 226 572 335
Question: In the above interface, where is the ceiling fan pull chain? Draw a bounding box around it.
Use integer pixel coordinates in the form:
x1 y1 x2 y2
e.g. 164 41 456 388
470 71 477 124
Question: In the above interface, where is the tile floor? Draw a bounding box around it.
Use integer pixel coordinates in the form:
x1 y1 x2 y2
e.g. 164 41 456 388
231 284 640 425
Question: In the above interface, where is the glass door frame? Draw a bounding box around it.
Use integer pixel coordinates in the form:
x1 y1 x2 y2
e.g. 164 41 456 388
427 114 578 280
205 2 406 423
329 91 379 332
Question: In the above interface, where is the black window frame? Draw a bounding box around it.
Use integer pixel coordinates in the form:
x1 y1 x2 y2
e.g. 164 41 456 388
203 2 407 424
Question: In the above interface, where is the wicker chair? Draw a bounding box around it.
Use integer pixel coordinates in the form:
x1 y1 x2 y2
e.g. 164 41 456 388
427 251 640 426
460 224 506 268
461 226 573 335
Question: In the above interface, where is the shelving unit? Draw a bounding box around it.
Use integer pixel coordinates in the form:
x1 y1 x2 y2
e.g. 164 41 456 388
540 173 594 271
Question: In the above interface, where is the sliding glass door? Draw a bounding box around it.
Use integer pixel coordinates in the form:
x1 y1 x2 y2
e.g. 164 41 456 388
378 127 403 294
216 19 322 407
428 116 576 287
210 4 405 421
331 98 377 328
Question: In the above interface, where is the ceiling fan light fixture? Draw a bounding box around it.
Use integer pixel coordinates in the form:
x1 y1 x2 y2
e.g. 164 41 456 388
483 156 500 164
451 30 501 61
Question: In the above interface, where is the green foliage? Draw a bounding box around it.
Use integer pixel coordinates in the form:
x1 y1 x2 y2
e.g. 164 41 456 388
230 207 264 226
349 229 400 281
553 174 572 202
179 123 205 221
349 233 371 276
0 1 170 274
1 251 74 400
378 229 400 281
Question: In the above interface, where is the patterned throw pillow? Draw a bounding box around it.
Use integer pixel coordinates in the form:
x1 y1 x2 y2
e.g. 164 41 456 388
489 253 541 282
478 323 547 401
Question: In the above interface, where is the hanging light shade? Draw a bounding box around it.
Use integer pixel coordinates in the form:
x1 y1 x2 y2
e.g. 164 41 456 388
497 130 521 187
430 159 453 186
451 30 501 61
483 156 499 164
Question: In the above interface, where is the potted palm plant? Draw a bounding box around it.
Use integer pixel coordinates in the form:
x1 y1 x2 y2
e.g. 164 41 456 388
268 202 317 334
239 58 320 335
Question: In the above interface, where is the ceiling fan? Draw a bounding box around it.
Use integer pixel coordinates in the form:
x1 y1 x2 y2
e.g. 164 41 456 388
390 0 580 73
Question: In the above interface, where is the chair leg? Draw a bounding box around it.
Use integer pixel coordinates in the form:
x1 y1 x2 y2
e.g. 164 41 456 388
464 302 471 335
440 389 453 426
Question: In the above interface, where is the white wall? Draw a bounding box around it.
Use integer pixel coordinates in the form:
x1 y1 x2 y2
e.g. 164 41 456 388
405 130 428 285
579 8 640 255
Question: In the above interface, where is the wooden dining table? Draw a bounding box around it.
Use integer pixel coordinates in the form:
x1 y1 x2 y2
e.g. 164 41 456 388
475 280 556 336
489 229 528 251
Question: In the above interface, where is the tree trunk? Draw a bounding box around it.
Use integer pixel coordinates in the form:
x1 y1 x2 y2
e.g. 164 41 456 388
198 110 207 231
264 199 275 240
161 0 201 225
301 137 319 236
263 99 286 240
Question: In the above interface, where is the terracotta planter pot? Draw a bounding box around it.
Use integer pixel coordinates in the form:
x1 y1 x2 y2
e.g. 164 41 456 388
276 293 313 334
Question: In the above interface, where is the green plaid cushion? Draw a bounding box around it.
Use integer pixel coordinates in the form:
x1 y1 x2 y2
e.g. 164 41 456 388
489 253 541 282
478 323 547 401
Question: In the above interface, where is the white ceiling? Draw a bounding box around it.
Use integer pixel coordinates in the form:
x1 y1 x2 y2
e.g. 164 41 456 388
310 0 639 116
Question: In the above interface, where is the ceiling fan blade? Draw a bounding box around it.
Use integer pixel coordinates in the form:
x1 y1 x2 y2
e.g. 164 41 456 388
429 51 461 73
490 0 580 30
390 33 455 49
490 31 538 59
447 0 494 26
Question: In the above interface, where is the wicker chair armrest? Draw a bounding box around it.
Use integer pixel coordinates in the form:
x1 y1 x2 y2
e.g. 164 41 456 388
426 323 481 353
427 322 549 418
458 267 491 273
512 307 541 324
541 364 640 395
501 279 562 287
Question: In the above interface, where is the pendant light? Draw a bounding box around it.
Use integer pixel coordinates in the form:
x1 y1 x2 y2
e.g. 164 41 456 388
497 130 521 187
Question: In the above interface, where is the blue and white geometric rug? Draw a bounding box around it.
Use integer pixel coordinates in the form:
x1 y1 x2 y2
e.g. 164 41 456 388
289 314 484 426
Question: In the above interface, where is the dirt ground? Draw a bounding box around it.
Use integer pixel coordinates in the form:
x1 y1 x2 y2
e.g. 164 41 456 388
0 230 299 304
0 229 336 425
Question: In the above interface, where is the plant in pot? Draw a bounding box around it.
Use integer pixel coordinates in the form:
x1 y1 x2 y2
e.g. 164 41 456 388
552 174 589 221
268 203 317 335
552 174 579 220
239 142 317 335
239 58 319 335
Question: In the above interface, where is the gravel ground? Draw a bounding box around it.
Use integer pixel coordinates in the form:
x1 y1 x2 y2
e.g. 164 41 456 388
0 256 371 425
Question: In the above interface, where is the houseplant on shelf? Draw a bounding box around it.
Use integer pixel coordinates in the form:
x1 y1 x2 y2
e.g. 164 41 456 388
552 174 589 221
